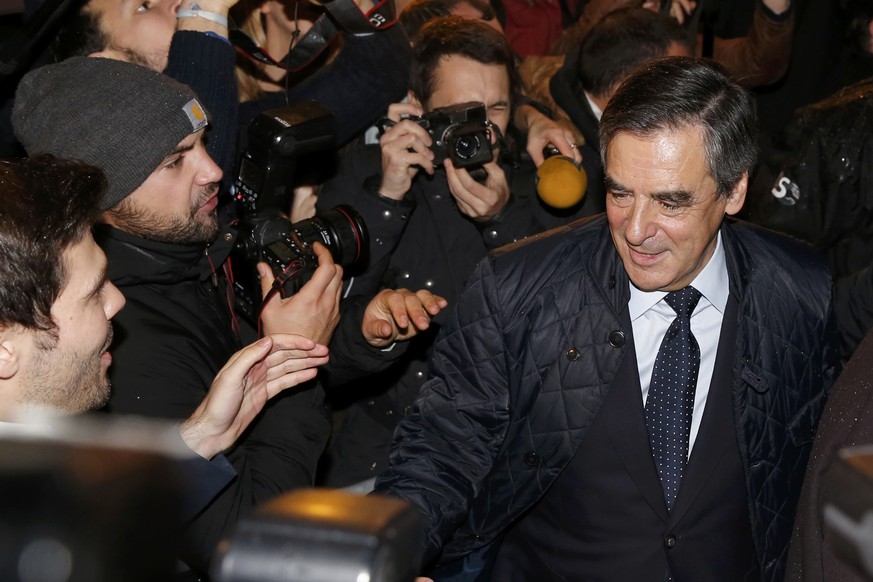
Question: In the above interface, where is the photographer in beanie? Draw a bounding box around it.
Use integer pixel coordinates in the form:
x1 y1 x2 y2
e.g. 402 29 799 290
12 56 445 572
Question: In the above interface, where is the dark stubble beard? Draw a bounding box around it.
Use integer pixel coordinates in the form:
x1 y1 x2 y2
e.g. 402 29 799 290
107 185 220 245
19 325 115 414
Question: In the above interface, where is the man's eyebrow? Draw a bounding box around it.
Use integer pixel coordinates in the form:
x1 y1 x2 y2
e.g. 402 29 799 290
652 189 695 205
86 263 109 300
604 176 629 192
160 141 195 163
605 176 696 204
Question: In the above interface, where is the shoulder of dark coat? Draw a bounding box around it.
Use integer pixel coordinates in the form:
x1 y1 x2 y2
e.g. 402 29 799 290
723 218 833 291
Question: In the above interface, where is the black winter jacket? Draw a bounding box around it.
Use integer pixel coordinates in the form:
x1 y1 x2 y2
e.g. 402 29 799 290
742 77 873 358
97 224 330 573
375 216 839 582
318 144 601 486
744 77 873 279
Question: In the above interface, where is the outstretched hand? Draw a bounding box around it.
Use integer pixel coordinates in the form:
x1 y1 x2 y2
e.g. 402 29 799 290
180 334 329 459
362 288 448 348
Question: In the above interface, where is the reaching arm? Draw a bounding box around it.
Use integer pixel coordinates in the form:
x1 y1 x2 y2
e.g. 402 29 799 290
374 257 512 562
180 334 329 459
712 0 794 88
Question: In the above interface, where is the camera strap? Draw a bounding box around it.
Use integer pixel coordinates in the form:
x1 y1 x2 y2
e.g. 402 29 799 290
230 0 397 73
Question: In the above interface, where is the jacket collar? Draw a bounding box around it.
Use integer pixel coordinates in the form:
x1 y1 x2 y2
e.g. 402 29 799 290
586 217 748 314
95 223 237 287
584 216 631 313
719 219 751 303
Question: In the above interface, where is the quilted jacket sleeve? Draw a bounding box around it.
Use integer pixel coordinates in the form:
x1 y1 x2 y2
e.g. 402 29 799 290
373 254 512 563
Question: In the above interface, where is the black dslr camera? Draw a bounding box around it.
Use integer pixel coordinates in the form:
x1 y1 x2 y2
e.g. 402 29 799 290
232 101 368 324
409 101 494 169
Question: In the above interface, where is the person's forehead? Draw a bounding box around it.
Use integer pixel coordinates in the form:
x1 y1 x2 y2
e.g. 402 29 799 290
159 129 204 160
433 55 509 85
177 130 202 149
86 0 132 20
59 234 107 297
610 126 705 160
607 127 713 186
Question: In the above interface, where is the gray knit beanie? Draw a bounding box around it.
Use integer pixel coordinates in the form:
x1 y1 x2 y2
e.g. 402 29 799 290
13 57 209 210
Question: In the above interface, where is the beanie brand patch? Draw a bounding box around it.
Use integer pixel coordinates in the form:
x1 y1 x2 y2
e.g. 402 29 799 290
183 99 208 131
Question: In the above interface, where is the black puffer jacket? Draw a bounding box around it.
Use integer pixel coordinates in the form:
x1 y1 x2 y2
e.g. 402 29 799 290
375 216 839 582
97 224 330 573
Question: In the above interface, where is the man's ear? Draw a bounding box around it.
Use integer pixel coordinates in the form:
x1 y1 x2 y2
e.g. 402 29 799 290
0 330 21 381
725 172 748 216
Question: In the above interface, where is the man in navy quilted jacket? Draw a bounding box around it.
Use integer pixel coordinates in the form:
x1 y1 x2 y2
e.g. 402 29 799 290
375 56 840 582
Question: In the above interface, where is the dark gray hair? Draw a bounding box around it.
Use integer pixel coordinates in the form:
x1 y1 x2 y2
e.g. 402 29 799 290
599 56 758 198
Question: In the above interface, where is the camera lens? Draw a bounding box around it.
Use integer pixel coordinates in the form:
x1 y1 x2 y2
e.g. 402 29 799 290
453 134 482 160
292 205 368 267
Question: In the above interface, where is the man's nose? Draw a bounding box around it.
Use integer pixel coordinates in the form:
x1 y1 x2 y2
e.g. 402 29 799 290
624 200 657 246
104 282 126 319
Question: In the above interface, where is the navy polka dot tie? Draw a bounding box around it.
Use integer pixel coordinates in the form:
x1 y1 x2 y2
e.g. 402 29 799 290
645 286 702 511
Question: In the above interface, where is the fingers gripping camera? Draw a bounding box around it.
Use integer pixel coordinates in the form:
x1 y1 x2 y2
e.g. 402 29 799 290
380 102 498 170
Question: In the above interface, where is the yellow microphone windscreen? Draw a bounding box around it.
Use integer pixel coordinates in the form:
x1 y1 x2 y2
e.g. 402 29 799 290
536 155 587 209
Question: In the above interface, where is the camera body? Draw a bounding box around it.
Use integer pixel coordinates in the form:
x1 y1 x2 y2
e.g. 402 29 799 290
411 101 493 169
255 206 367 299
232 102 368 323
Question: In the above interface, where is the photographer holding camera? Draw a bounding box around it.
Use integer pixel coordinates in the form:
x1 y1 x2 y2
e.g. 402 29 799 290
318 16 602 489
12 56 445 574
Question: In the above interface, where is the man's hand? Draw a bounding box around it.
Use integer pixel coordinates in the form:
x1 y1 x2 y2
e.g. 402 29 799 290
290 184 318 223
362 289 448 348
379 101 435 200
663 0 696 24
179 334 330 459
258 242 343 344
517 105 582 167
444 159 510 222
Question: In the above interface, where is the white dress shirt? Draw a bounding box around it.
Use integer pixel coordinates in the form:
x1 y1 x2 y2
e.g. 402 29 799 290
628 232 729 457
584 91 603 121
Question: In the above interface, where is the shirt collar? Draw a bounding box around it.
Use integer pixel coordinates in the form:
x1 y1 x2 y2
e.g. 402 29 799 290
628 230 729 321
584 91 603 121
